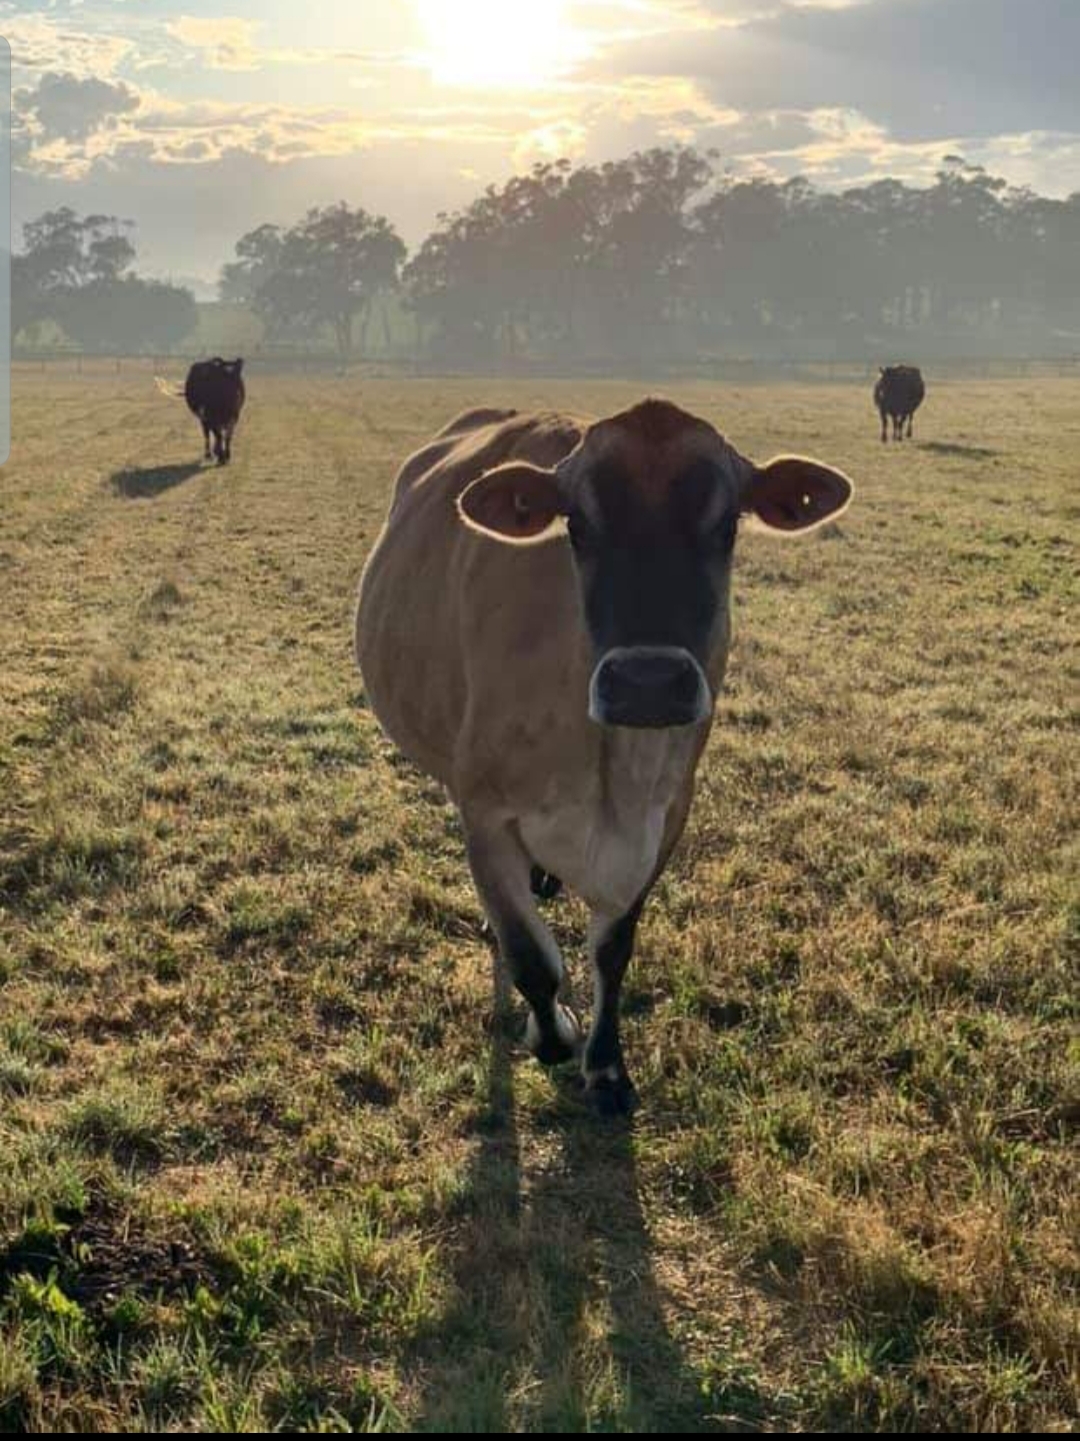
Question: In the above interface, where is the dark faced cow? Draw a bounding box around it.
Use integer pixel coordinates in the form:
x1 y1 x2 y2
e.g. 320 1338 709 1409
355 400 854 1115
184 358 246 464
874 365 925 443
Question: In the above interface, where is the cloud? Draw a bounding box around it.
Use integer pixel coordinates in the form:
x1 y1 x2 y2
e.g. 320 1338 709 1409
3 14 136 78
16 71 140 143
589 0 1080 143
513 119 590 169
165 16 261 73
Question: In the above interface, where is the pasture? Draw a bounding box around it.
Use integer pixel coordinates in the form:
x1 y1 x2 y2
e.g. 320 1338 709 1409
0 370 1076 1432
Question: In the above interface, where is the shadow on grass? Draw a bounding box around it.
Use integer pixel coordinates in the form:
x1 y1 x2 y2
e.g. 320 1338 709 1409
918 441 1000 460
413 1037 719 1432
111 461 204 499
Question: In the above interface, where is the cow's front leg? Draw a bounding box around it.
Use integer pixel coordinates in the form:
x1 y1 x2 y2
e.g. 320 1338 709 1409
464 820 581 1065
584 901 644 1117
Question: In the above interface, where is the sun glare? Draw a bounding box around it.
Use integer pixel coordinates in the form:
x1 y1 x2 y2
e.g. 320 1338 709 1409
412 0 585 89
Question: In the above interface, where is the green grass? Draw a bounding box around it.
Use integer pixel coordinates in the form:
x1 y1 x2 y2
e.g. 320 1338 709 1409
0 370 1076 1431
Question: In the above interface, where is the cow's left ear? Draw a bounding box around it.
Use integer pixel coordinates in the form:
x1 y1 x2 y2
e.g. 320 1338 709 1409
458 462 567 545
744 455 854 534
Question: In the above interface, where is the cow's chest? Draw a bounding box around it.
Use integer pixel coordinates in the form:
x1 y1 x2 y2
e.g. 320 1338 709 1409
518 729 700 918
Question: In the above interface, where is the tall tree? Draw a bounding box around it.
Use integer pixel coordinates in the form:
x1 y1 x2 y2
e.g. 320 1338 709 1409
245 205 406 358
12 208 197 352
219 223 285 306
60 278 198 354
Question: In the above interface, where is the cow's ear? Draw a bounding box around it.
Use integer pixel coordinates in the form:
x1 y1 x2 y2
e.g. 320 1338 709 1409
744 455 854 534
458 462 567 545
233 359 244 374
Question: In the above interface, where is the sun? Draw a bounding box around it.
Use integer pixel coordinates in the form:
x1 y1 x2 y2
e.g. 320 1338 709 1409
412 0 585 89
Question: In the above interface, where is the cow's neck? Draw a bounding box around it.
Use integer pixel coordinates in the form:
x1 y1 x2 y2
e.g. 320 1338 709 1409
600 724 700 823
518 722 703 919
602 726 695 806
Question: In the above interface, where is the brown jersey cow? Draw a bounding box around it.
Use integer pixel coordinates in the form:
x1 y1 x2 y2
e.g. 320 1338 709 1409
356 400 853 1115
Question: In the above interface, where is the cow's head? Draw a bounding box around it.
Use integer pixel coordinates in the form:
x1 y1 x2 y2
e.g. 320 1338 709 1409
458 400 853 730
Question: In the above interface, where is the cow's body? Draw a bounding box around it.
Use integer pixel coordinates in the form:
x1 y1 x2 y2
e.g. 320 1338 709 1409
357 408 709 919
356 400 853 1113
184 358 245 464
874 364 925 443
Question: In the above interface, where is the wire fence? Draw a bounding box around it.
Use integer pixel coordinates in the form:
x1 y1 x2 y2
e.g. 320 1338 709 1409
11 350 1080 384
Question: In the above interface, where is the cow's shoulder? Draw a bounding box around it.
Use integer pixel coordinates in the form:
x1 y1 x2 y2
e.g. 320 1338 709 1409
437 407 520 439
390 409 586 513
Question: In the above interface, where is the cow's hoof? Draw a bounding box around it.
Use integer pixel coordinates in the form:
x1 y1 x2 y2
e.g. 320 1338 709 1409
525 1004 582 1066
585 1070 640 1119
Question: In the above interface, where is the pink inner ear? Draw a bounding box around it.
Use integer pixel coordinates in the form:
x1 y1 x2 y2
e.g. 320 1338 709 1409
751 457 851 531
460 464 564 539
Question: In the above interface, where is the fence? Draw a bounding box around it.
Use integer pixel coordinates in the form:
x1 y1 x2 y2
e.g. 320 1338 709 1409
11 350 1080 384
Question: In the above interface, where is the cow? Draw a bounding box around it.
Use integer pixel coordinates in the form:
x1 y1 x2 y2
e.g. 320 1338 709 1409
355 400 854 1116
874 364 925 443
156 358 246 464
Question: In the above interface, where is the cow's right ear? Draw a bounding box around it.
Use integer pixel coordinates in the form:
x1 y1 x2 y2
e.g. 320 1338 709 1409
458 463 567 545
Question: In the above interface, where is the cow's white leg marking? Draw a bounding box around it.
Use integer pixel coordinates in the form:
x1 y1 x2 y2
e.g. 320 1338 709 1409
464 817 581 1065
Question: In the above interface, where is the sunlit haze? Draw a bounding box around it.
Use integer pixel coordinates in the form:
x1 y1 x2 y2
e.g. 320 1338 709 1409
412 0 588 88
4 0 1077 284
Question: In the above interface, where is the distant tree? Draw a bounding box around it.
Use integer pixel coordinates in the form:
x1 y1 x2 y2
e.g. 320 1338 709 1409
15 209 136 329
218 223 285 306
60 277 198 353
406 147 714 361
9 207 196 352
235 205 406 358
404 148 1080 362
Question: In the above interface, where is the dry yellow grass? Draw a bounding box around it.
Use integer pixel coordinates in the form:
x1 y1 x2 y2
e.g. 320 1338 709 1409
0 369 1076 1431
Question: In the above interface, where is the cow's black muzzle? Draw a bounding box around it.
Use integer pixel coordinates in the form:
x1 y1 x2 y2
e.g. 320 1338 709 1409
589 647 711 729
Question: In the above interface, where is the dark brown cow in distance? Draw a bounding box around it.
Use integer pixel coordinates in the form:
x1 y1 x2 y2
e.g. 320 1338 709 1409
157 358 246 464
874 364 925 443
185 358 245 464
356 399 855 1116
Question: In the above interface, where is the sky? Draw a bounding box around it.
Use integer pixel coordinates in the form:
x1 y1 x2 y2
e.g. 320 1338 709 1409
4 0 1079 293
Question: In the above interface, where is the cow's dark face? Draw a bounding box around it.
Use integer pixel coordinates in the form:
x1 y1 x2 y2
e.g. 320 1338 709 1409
565 449 738 729
458 400 854 731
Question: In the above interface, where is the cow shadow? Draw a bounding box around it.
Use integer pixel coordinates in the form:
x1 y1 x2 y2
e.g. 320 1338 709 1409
110 462 204 499
918 441 999 460
412 1036 720 1432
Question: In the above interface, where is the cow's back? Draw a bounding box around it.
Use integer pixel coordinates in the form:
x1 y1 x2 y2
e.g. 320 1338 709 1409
876 366 925 414
185 361 245 424
356 408 588 801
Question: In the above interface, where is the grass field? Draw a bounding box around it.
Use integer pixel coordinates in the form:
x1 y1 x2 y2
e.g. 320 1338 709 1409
0 370 1076 1432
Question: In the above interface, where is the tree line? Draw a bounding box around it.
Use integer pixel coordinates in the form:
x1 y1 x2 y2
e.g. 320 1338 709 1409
13 150 1080 362
13 209 198 354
